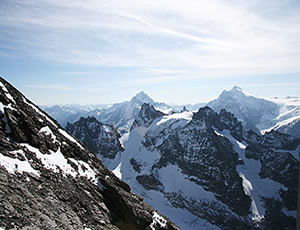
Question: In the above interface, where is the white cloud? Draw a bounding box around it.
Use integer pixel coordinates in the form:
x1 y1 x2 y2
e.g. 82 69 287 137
25 84 73 91
1 0 300 81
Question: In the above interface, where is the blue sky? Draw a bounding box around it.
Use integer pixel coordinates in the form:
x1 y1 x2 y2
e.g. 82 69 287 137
1 0 300 105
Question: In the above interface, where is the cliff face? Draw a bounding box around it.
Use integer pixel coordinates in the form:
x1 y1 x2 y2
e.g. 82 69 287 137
66 116 124 159
0 77 179 230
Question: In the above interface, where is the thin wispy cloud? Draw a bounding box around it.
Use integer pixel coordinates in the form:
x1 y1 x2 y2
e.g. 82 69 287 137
0 0 300 104
25 84 73 91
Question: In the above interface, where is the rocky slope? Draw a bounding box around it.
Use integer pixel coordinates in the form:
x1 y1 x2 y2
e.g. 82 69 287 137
0 77 179 230
81 103 298 229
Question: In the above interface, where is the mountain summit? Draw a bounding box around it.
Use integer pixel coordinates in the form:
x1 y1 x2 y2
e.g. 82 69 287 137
208 86 278 132
131 91 155 104
82 92 173 133
207 86 300 138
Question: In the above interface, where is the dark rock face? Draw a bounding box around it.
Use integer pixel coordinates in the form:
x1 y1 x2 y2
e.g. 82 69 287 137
138 106 298 229
131 103 165 130
261 130 300 150
245 137 299 211
66 116 123 159
0 77 179 230
192 107 244 141
154 107 251 216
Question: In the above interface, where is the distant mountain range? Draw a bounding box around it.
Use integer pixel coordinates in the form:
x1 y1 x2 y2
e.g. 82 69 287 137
43 91 188 133
44 87 300 138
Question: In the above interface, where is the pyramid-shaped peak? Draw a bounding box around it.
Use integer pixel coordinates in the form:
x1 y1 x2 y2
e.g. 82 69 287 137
218 86 246 99
131 91 155 104
136 91 150 98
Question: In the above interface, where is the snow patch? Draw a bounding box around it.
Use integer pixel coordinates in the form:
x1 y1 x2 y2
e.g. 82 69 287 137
112 162 122 179
0 152 40 176
0 81 16 104
150 211 167 230
120 132 130 147
156 111 193 127
21 144 97 184
158 165 216 201
68 158 97 185
239 172 262 221
137 189 221 230
39 126 57 143
214 130 224 137
155 107 173 114
0 101 17 114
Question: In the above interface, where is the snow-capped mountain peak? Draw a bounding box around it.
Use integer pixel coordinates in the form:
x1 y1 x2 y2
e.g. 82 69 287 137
219 86 248 100
131 91 155 104
208 86 278 132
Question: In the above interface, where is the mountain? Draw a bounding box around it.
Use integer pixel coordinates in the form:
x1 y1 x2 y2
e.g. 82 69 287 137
85 91 174 134
43 87 300 138
268 97 300 138
43 91 174 133
41 104 109 127
0 77 179 230
131 103 166 130
66 116 124 159
76 104 298 229
207 86 300 137
207 86 278 133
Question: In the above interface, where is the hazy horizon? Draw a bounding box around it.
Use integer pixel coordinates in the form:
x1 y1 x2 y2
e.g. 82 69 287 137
30 86 299 107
